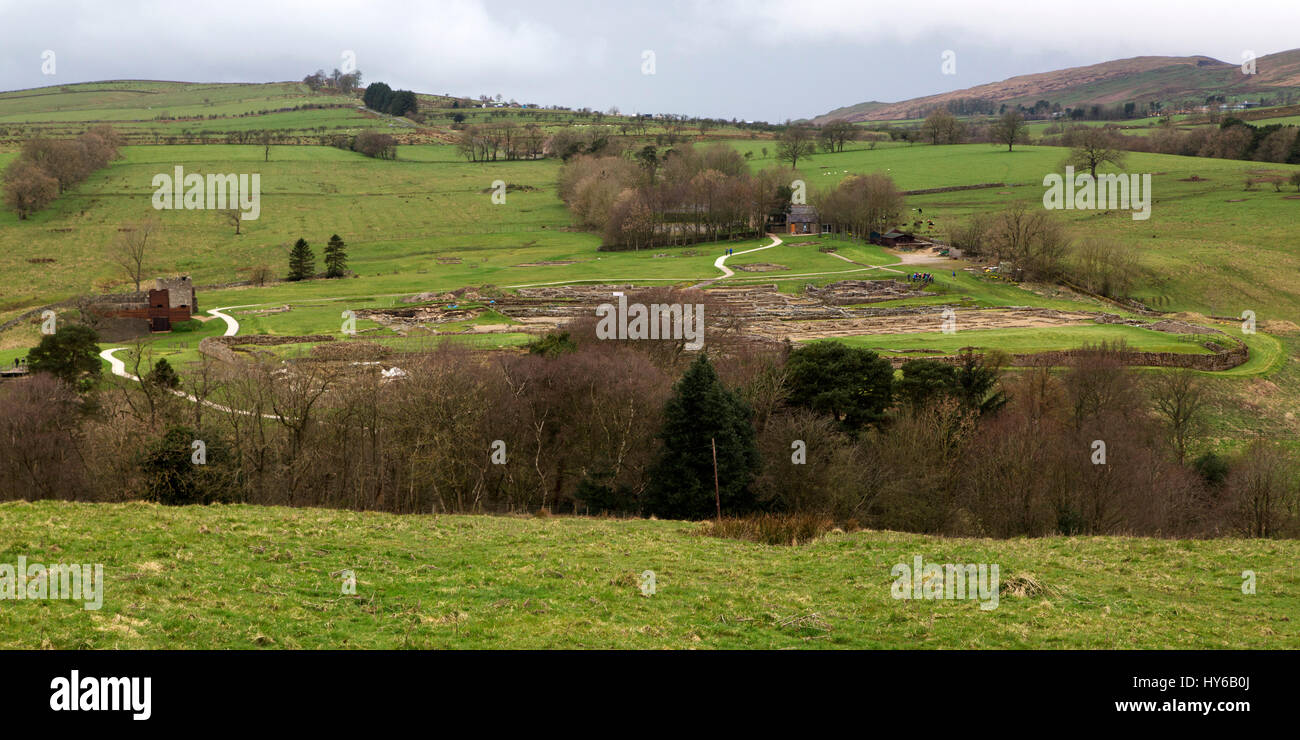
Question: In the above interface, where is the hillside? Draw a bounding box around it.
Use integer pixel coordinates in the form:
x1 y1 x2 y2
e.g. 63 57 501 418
1 77 1299 453
816 49 1300 122
1 501 1295 649
0 80 473 144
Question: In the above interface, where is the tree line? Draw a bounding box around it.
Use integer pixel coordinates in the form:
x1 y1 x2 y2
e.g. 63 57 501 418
287 234 348 280
3 126 121 219
362 82 418 118
456 121 547 161
1094 117 1300 166
3 294 1296 540
948 201 1150 300
910 107 1300 167
303 68 363 95
557 141 906 249
324 130 398 159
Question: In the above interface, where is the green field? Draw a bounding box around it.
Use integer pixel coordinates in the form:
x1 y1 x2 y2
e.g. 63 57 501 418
0 80 758 147
830 324 1220 357
6 142 1299 324
2 84 1299 448
1 501 1295 649
1239 114 1300 127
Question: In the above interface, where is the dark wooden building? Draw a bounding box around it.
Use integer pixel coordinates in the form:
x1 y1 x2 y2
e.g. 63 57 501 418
871 229 917 247
97 276 197 332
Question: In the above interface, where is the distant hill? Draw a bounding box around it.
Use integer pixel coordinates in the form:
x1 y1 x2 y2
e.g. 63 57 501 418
815 49 1300 123
0 80 473 144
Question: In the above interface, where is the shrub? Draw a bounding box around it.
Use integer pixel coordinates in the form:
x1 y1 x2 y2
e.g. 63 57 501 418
138 426 236 506
354 130 397 159
526 331 577 357
144 358 180 389
897 359 958 411
785 341 893 432
699 513 854 546
1194 451 1230 489
575 476 638 516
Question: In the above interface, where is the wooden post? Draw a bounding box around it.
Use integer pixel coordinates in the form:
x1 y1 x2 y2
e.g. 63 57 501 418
711 437 721 521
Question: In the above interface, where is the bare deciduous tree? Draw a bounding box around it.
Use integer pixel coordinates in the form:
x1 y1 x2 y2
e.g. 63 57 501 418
991 109 1028 152
1223 440 1300 538
818 120 857 153
1065 126 1127 179
217 204 242 235
775 125 817 170
1147 369 1210 463
108 215 161 291
985 203 1070 280
921 108 964 145
2 159 59 219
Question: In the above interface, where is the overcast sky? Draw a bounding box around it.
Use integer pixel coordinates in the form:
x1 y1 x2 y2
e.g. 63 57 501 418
3 0 1299 121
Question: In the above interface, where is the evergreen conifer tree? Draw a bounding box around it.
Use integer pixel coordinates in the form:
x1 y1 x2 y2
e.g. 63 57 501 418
644 354 760 519
288 238 315 281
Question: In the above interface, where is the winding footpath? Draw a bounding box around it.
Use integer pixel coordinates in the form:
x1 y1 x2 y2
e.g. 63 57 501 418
206 305 245 336
98 305 275 418
692 234 783 287
95 244 913 412
100 304 244 381
98 346 138 381
506 235 917 290
697 234 920 285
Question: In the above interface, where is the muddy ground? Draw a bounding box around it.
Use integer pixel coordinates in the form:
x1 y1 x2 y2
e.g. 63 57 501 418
355 281 1143 342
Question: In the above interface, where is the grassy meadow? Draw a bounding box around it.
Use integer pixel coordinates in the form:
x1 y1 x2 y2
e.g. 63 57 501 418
832 323 1221 356
1 501 1295 649
6 142 1299 322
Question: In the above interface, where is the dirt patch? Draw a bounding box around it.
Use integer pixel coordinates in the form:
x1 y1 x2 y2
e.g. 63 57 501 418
890 247 948 264
468 284 1240 368
402 287 487 304
1261 319 1300 335
309 341 393 361
356 306 485 333
1241 378 1281 406
805 279 934 304
239 305 292 317
93 613 147 639
735 262 788 272
1147 319 1223 335
478 183 538 194
499 284 1115 345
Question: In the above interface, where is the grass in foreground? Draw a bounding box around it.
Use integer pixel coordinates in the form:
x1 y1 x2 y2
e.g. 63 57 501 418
0 501 1295 649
